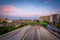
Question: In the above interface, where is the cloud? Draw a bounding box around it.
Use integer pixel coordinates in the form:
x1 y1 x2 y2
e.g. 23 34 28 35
2 5 17 13
1 5 21 16
0 5 55 17
44 0 52 3
2 5 48 17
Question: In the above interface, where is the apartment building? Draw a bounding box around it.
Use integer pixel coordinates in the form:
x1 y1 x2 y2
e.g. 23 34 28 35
39 14 60 24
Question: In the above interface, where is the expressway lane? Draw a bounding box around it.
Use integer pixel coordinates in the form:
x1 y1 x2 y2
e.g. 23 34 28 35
0 25 59 40
22 26 39 40
38 26 59 40
0 25 31 40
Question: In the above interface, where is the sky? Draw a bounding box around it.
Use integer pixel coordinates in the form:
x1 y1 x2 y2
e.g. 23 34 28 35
0 0 60 20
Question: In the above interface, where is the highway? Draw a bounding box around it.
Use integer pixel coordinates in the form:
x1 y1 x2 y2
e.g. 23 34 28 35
0 25 59 40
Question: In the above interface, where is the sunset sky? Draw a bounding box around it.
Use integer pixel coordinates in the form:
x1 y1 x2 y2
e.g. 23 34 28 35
0 0 60 20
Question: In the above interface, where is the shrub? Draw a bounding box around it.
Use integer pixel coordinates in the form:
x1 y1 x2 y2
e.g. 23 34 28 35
54 24 60 29
0 26 9 35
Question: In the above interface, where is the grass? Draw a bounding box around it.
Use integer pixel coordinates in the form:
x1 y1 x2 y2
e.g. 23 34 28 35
24 21 48 27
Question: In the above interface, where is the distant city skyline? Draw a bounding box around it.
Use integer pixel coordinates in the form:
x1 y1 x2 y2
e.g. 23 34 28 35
0 0 60 20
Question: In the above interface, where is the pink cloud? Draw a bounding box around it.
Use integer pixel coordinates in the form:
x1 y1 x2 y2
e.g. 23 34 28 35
2 5 17 13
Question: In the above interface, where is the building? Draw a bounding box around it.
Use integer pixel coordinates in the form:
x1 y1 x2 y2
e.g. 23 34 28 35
13 20 34 23
0 18 7 23
39 14 60 24
40 16 50 22
7 20 13 23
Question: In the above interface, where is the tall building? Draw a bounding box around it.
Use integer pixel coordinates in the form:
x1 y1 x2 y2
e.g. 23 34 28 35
39 14 60 24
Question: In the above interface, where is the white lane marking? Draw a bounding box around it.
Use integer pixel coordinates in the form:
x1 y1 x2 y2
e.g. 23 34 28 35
40 27 59 40
21 28 32 40
37 27 41 40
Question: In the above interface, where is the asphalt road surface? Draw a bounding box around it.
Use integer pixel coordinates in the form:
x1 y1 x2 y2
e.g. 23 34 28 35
0 25 59 40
